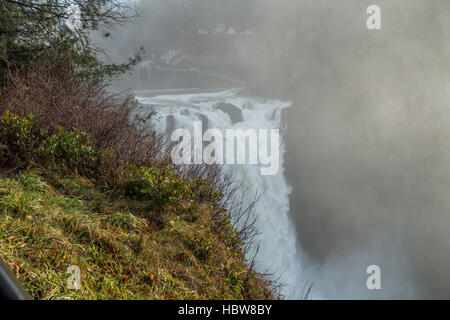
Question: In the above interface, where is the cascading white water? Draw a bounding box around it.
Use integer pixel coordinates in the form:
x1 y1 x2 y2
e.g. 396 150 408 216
136 89 303 298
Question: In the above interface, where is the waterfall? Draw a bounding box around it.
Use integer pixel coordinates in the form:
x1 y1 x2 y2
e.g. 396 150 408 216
136 89 303 298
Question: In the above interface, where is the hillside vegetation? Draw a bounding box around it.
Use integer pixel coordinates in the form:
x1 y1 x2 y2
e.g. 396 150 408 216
0 169 274 299
0 65 278 300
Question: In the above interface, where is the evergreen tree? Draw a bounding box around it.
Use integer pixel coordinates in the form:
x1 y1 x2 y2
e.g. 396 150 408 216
0 0 141 84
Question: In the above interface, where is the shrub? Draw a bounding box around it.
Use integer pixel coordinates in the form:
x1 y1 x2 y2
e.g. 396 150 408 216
39 126 97 175
123 165 226 206
125 166 191 205
0 63 164 175
187 228 215 263
190 178 224 203
0 111 42 169
0 111 98 176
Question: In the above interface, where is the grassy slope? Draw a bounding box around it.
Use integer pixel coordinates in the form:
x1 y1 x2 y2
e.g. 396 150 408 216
0 169 275 300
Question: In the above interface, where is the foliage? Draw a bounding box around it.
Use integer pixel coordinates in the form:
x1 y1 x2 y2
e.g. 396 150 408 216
40 126 97 175
126 166 191 204
0 170 278 300
124 165 225 207
0 110 42 168
0 0 142 84
0 111 97 175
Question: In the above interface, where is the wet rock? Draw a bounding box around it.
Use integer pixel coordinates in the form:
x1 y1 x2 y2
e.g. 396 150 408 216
215 103 244 124
166 115 176 133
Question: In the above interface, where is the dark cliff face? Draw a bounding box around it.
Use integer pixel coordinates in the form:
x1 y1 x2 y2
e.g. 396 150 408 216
215 103 243 124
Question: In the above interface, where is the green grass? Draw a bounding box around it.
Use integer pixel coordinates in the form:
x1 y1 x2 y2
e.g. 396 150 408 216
0 169 276 300
0 111 277 300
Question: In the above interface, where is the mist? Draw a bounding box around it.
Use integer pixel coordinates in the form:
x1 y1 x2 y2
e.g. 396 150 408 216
101 0 450 299
279 0 450 299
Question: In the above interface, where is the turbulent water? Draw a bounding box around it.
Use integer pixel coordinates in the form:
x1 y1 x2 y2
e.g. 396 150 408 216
135 89 303 298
